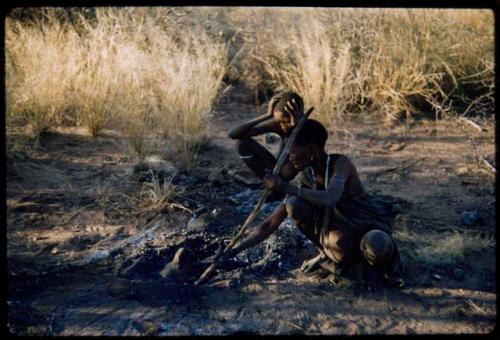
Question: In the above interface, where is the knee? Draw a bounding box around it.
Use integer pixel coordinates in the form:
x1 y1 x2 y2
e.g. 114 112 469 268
236 138 253 156
285 196 308 223
360 230 395 267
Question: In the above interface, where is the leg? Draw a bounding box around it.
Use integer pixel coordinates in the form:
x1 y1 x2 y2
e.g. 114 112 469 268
320 228 357 276
285 196 325 272
237 138 276 179
237 138 297 180
285 196 318 245
237 138 297 202
360 229 401 291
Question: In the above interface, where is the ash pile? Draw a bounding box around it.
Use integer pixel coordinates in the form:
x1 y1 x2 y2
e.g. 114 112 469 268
211 189 317 283
112 188 317 288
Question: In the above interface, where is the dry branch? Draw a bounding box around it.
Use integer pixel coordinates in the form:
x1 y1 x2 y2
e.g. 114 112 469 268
376 158 421 175
459 117 487 132
195 107 314 285
482 157 496 173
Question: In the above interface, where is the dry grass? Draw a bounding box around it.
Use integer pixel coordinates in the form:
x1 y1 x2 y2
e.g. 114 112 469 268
6 7 227 169
415 231 494 266
141 170 183 205
393 226 494 267
6 8 493 163
227 8 493 127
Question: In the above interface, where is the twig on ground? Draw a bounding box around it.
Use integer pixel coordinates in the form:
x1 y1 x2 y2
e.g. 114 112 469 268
168 202 193 214
459 117 487 132
376 158 421 174
466 299 488 315
482 157 496 173
283 320 304 331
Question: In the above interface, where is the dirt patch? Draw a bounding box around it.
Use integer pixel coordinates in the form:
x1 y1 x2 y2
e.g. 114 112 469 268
7 87 496 335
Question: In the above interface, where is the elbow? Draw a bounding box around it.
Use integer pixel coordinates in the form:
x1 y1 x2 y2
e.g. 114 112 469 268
227 129 238 139
228 128 247 140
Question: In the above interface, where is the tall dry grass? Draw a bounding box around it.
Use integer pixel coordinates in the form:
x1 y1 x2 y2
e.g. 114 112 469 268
6 7 227 169
227 8 494 127
6 7 493 162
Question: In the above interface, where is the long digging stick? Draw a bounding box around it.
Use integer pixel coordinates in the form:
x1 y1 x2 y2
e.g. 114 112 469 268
195 107 314 285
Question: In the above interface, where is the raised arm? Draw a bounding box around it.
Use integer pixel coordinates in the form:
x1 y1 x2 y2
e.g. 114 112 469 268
222 203 287 259
227 112 281 139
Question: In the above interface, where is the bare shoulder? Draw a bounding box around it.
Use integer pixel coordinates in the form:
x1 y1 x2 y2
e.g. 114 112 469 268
331 154 353 167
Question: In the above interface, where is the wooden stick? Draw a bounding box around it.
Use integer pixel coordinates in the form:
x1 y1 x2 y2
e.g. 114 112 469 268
459 117 487 132
195 107 314 285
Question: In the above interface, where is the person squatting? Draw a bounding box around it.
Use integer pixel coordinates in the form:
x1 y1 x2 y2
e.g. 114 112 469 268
224 92 404 291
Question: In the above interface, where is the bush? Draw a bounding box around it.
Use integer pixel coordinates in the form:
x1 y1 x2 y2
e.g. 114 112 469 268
6 7 227 168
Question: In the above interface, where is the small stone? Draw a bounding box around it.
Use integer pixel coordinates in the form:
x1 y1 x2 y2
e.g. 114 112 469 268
461 211 482 226
265 133 280 144
51 247 59 254
431 274 442 280
211 208 221 217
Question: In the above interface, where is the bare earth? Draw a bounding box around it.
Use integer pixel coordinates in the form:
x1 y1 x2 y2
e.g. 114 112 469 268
6 87 496 335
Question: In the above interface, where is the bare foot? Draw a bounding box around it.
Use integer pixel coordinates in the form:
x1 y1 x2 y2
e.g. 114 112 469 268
300 252 324 273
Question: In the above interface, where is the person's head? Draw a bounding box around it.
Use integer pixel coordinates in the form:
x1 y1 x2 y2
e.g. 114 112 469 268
268 92 304 134
289 119 328 171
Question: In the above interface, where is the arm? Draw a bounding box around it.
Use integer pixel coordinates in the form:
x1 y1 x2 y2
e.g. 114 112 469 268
227 112 280 139
265 156 351 209
222 203 287 259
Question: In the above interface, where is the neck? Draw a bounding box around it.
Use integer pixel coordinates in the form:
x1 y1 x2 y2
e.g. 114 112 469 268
312 150 328 177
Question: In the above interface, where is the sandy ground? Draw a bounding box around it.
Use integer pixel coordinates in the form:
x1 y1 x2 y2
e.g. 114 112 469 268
6 86 496 335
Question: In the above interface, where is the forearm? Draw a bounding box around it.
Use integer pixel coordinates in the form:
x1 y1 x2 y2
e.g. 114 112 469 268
224 204 286 259
227 113 273 139
280 182 344 208
226 223 275 258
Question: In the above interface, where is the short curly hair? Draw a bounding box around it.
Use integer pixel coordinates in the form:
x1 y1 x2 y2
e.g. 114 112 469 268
294 119 328 150
267 91 304 116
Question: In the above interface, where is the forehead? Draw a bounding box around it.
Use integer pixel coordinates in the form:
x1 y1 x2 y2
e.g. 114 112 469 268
273 109 289 118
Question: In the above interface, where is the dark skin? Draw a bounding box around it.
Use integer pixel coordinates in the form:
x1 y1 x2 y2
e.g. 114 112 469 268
219 141 387 291
227 98 310 185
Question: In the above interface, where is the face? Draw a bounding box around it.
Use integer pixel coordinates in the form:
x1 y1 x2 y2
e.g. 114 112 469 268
289 143 314 171
273 106 303 135
273 110 295 134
